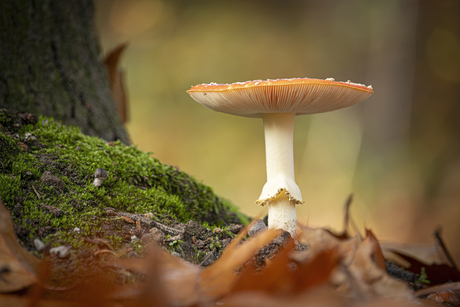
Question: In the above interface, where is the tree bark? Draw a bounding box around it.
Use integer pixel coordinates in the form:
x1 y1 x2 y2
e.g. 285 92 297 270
0 0 130 144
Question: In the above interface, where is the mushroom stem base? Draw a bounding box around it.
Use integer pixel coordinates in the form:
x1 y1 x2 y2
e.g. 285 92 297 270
268 192 297 238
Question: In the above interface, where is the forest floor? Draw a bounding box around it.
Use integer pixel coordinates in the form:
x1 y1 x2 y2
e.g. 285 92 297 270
0 109 249 266
1 110 460 306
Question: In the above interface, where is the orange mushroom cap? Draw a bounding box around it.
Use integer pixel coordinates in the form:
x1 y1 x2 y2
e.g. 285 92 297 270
187 77 374 118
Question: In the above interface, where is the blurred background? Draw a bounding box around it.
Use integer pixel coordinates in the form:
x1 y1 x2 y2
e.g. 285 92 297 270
94 0 460 261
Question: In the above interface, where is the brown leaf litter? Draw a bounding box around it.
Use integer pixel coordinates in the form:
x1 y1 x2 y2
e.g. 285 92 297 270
1 195 460 306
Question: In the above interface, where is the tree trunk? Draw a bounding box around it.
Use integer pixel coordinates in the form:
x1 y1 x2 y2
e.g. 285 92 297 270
0 0 130 144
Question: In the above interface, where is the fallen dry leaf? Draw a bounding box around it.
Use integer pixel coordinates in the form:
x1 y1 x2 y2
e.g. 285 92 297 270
0 194 453 307
104 42 129 124
381 241 450 268
294 225 413 301
111 245 170 307
294 224 360 266
0 293 81 307
112 226 283 306
341 229 412 300
381 237 460 286
121 216 135 224
156 244 201 306
230 238 340 297
198 228 283 303
389 251 460 285
353 298 440 307
364 229 386 271
0 198 41 292
229 238 298 295
415 281 460 298
426 289 460 306
207 286 347 307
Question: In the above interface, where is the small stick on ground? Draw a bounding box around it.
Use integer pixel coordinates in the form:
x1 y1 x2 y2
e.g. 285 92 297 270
342 194 362 239
32 185 41 199
433 227 458 270
415 281 460 298
116 211 184 235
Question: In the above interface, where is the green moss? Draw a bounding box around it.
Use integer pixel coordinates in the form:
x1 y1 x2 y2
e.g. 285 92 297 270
0 110 247 249
209 236 222 251
192 246 208 263
166 239 185 256
0 132 20 173
132 240 144 255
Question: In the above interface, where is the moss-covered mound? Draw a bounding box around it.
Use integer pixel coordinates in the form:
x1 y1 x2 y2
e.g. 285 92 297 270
0 109 247 253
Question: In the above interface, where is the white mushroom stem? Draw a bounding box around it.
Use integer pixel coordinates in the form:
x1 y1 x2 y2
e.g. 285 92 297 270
264 113 296 183
267 194 297 237
260 113 302 237
93 177 105 187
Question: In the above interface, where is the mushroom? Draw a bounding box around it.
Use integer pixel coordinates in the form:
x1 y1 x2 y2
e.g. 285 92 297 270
187 78 374 237
93 168 108 187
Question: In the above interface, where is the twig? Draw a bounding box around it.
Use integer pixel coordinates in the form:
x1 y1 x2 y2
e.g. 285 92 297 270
342 194 362 239
343 194 353 231
199 250 216 266
32 185 41 199
151 220 184 236
116 211 184 235
433 227 458 270
415 281 460 298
